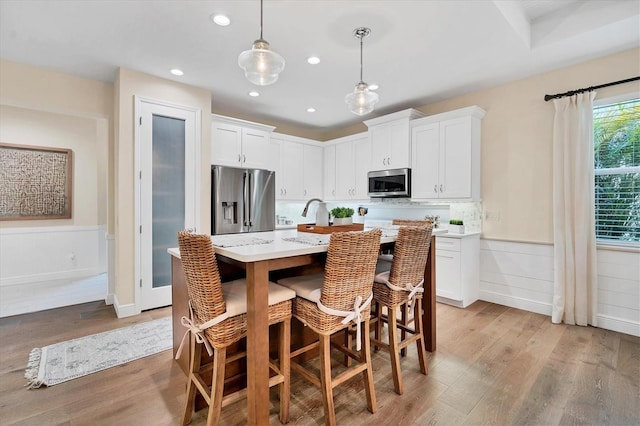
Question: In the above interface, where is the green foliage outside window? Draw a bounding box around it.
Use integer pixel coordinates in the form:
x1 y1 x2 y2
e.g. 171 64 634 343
593 99 640 243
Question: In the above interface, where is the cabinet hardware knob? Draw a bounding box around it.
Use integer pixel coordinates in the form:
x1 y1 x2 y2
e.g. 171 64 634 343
243 154 246 163
434 185 438 193
238 154 241 162
383 158 386 166
440 184 444 192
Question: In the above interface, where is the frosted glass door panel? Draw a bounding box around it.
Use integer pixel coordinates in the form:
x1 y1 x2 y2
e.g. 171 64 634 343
152 114 185 288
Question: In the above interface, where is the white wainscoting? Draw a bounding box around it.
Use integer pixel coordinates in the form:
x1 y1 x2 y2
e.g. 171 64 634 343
479 239 640 337
0 225 108 317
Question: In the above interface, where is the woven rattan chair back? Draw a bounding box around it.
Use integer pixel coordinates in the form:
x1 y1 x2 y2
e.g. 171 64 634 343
391 218 431 227
388 224 433 290
320 228 382 313
177 231 226 327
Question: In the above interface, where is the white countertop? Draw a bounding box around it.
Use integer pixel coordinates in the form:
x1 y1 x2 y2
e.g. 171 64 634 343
168 226 447 263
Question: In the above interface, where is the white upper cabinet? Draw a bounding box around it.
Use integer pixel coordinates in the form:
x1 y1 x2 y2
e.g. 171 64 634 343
271 133 323 200
365 108 425 171
323 144 336 200
331 133 370 200
211 114 274 169
411 106 485 201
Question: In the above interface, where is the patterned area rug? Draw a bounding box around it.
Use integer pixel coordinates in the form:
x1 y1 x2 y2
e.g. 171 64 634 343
25 317 172 388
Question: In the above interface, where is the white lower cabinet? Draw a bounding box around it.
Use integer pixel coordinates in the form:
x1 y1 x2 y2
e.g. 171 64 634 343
435 233 479 308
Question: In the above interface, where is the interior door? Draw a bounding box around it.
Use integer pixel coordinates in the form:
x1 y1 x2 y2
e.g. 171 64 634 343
138 99 198 311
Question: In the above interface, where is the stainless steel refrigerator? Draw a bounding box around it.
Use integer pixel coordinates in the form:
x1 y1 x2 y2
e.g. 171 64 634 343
211 165 275 235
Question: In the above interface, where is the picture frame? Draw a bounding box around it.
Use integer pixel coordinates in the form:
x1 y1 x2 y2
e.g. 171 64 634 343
0 143 73 220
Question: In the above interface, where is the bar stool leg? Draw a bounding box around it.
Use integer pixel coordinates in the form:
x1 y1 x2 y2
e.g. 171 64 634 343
279 319 291 423
387 307 404 395
319 334 336 426
207 347 227 426
414 297 428 375
361 319 378 413
399 303 408 357
373 301 382 352
182 335 201 425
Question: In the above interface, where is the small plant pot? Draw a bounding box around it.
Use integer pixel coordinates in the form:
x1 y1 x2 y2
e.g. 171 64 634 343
333 217 353 226
449 224 465 234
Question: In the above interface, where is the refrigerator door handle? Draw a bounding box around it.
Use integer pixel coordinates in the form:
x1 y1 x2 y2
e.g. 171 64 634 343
243 171 249 229
247 172 253 227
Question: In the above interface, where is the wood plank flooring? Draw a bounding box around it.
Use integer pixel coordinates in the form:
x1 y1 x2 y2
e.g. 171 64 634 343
0 300 638 425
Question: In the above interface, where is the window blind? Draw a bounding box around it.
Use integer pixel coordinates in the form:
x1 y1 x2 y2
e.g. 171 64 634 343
593 99 639 244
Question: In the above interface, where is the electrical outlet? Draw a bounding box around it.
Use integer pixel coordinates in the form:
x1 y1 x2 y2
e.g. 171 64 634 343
485 211 501 221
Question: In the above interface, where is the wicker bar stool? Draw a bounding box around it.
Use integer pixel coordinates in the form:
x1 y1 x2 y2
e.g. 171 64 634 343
371 223 433 395
176 231 295 425
277 229 382 426
375 218 432 356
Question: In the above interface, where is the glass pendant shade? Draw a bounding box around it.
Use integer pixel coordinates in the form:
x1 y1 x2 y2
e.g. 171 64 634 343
345 81 379 116
345 27 378 115
238 39 285 86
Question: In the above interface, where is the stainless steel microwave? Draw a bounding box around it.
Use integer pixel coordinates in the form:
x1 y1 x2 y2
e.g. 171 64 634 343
367 168 411 198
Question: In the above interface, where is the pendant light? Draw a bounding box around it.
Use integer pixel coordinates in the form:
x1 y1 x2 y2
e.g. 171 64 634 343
345 27 379 116
238 0 285 86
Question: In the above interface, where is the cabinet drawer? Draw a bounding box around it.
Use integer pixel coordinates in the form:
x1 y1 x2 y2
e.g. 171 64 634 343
436 236 461 252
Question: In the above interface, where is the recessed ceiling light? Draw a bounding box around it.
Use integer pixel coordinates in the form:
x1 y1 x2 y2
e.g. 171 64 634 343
170 68 184 76
368 83 379 90
211 14 230 26
307 56 320 65
307 107 316 113
248 91 260 97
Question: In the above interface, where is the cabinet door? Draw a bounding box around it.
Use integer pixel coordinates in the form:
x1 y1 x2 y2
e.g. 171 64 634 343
335 142 355 199
436 247 462 300
440 117 472 198
270 138 284 199
211 122 242 166
280 141 304 200
411 123 440 199
353 136 371 199
241 128 270 169
323 145 336 200
388 120 410 169
303 144 323 198
370 124 390 170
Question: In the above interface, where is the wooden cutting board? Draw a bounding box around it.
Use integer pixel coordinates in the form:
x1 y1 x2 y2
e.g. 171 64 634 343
297 223 364 234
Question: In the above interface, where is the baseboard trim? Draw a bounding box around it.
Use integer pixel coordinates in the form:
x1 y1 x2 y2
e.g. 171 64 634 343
479 289 552 316
113 294 139 318
597 314 640 337
105 293 114 305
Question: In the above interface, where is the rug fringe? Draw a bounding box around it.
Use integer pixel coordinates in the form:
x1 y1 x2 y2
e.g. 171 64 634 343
24 348 45 389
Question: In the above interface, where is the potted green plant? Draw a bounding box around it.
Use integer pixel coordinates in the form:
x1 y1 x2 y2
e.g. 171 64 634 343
449 219 465 234
330 207 354 225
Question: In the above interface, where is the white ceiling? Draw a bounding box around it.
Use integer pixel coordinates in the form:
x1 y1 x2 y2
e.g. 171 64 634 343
1 0 638 133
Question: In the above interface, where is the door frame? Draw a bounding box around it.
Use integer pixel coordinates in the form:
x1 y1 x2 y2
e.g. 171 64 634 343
134 96 201 313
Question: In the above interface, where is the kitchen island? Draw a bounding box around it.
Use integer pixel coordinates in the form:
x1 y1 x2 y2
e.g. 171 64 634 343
168 226 446 425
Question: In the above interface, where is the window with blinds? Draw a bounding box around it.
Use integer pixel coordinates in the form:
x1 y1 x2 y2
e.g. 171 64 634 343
593 98 639 244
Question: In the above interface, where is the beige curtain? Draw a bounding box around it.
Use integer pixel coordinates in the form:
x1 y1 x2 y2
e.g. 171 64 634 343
552 92 598 326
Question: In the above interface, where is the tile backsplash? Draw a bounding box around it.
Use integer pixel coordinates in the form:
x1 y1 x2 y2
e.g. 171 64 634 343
276 199 482 232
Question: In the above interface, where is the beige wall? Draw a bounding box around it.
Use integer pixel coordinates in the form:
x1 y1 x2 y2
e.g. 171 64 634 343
411 48 639 244
0 60 112 229
114 67 212 307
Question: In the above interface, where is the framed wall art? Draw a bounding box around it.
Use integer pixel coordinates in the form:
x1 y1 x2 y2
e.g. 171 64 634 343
0 143 73 220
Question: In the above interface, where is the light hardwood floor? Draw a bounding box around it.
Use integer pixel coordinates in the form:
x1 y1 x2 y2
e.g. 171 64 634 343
0 300 638 425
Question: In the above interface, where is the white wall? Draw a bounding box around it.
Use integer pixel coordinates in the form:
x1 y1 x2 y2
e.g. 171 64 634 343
0 61 112 317
480 239 640 337
0 225 107 317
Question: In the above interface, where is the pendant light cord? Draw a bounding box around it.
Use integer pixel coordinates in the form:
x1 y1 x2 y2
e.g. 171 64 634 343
359 36 364 83
260 0 264 40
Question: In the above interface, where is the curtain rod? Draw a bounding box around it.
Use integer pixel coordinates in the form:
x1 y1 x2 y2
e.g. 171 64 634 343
543 76 640 102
